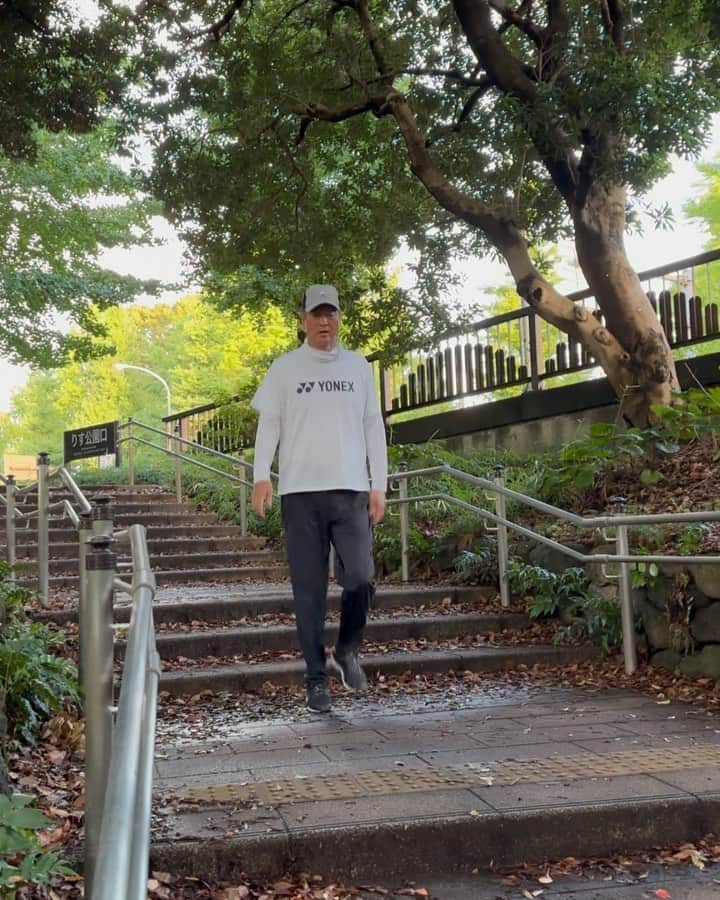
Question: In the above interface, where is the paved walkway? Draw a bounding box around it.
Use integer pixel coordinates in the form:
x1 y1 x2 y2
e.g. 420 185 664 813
150 678 720 885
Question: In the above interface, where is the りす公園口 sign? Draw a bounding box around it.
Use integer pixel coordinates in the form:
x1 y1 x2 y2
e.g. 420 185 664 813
63 421 119 464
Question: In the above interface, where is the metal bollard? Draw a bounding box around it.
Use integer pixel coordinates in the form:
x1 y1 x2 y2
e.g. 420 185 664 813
37 452 50 607
77 512 93 683
91 497 114 539
238 451 248 537
174 444 182 505
494 464 510 607
398 461 409 583
5 475 15 579
127 418 135 488
83 534 116 897
613 496 638 675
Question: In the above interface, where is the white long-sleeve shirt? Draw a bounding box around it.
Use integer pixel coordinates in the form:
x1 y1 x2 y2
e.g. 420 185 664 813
251 341 388 495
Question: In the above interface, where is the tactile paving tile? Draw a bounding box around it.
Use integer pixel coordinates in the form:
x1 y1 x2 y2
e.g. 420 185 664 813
171 743 720 805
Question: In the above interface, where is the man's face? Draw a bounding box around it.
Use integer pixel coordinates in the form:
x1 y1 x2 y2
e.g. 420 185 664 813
302 304 340 351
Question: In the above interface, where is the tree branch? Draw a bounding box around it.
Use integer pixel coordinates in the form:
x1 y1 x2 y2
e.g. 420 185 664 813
600 0 624 49
293 97 382 123
381 90 520 246
454 78 494 128
354 0 393 79
452 0 537 100
487 0 544 48
196 0 248 41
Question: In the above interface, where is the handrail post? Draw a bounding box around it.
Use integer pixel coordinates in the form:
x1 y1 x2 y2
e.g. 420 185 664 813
77 512 93 682
83 534 116 898
5 475 15 579
127 418 135 488
37 452 50 607
238 450 248 537
528 311 542 391
174 426 182 504
494 464 510 607
398 462 409 583
91 497 114 538
613 496 638 675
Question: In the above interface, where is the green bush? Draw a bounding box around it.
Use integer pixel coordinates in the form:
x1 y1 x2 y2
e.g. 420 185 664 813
452 538 498 585
651 386 720 445
0 621 80 748
508 560 622 652
0 794 75 893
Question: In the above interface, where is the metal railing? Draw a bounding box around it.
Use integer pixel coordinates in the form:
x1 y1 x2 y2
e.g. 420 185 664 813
1 453 93 603
389 463 720 675
84 523 160 900
0 455 160 898
118 417 280 534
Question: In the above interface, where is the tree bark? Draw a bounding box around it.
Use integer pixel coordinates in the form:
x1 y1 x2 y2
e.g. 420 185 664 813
571 181 679 426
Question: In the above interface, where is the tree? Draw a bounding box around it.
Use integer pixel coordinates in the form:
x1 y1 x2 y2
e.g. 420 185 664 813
4 296 296 458
0 128 160 366
1 0 128 160
136 0 720 426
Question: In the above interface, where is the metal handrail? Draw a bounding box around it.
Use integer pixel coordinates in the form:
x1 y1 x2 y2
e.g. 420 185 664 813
391 463 720 675
130 435 251 487
118 419 280 534
1 455 94 603
82 524 160 900
118 418 258 475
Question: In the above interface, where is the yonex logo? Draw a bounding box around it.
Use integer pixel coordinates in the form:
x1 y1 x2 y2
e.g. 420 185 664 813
296 380 355 394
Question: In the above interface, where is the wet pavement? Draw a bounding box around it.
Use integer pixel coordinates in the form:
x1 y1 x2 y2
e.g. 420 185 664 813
150 678 720 884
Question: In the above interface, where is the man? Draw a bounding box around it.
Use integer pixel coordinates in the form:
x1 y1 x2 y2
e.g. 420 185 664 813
251 285 388 713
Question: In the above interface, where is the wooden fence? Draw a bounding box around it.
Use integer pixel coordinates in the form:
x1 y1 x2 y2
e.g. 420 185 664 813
165 248 720 447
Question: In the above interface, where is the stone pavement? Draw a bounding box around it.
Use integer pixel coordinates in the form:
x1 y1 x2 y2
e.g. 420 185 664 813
149 678 720 885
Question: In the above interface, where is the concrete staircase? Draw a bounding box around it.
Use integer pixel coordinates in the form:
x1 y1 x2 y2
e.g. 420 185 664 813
34 481 688 890
2 484 288 589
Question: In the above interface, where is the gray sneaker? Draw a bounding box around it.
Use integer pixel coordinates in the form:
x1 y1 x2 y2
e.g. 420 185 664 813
331 650 368 692
306 683 331 713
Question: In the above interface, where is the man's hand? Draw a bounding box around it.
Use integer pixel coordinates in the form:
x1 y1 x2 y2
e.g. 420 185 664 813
252 480 273 518
369 489 386 525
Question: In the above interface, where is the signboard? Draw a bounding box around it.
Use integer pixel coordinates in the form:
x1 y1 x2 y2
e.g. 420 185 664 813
3 454 37 482
64 421 119 464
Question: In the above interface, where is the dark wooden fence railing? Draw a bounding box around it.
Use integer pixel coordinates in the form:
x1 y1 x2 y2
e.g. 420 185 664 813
165 248 720 449
371 247 720 415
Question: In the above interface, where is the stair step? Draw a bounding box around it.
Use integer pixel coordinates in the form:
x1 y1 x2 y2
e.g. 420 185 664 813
36 586 493 625
157 644 598 695
12 524 253 541
119 612 529 660
48 549 284 575
34 563 290 590
1 512 222 532
9 536 268 560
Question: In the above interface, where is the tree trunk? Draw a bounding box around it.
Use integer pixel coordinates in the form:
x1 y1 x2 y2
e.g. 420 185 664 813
572 182 679 427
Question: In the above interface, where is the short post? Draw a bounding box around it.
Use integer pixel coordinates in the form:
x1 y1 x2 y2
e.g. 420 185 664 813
37 452 50 607
5 475 16 579
77 512 93 682
398 461 409 583
613 496 638 675
83 534 116 896
238 451 248 537
174 428 182 504
494 464 510 607
91 497 114 539
127 418 135 488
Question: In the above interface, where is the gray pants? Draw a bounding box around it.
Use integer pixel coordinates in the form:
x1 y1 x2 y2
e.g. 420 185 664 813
281 490 374 688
